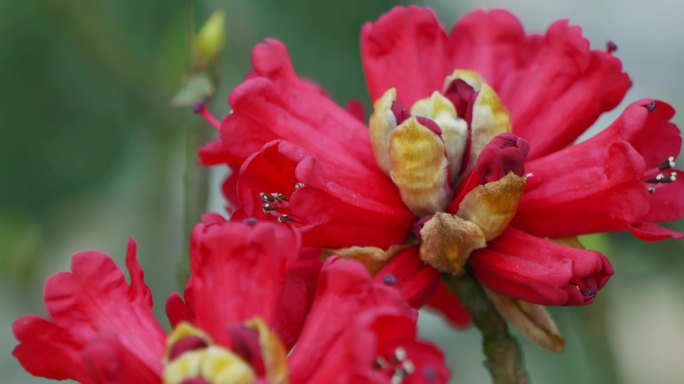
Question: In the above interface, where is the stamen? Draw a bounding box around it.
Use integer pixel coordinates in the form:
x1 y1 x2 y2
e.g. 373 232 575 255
647 173 676 184
606 41 618 54
645 101 657 112
277 214 293 223
262 204 278 213
402 361 416 375
271 193 289 203
192 99 221 129
659 156 676 170
375 357 389 369
294 183 305 189
648 187 655 194
394 347 407 362
260 192 275 203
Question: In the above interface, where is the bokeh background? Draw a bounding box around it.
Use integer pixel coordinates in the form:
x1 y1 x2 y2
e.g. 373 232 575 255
2 0 683 383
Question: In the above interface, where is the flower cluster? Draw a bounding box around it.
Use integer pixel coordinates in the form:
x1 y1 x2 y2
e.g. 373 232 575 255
200 5 682 317
14 217 448 383
14 5 684 384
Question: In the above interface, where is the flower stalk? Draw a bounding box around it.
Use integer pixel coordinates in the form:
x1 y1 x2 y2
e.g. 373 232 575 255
171 11 226 286
443 269 529 384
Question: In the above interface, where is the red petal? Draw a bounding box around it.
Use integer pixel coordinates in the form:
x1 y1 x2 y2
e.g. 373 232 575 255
646 170 684 223
426 282 472 328
346 99 366 122
470 227 614 306
448 9 526 89
165 292 191 328
13 244 165 381
222 39 377 171
237 141 414 248
503 21 630 159
628 222 684 241
450 11 631 159
183 220 301 345
297 306 450 384
592 100 681 169
198 138 232 166
46 250 164 372
288 257 410 382
361 6 451 106
81 331 161 383
518 100 684 237
374 246 441 308
13 315 90 382
273 255 322 349
516 141 649 237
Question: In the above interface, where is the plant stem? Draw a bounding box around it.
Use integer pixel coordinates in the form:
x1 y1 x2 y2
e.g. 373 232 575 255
443 270 529 384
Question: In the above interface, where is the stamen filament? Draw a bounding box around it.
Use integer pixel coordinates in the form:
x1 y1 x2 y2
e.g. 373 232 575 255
192 100 221 129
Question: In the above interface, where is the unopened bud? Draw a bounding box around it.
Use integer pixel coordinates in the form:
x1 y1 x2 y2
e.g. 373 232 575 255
193 11 226 70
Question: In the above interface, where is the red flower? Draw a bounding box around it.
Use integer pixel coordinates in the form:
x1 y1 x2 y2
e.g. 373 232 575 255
200 6 683 310
14 219 449 383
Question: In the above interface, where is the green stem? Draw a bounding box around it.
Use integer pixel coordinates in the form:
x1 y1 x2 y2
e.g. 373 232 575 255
177 121 212 286
443 271 529 384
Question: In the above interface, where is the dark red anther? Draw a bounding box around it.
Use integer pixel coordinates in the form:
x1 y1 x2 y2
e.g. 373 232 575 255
415 116 442 135
169 336 209 361
606 41 618 54
646 101 657 112
391 100 410 125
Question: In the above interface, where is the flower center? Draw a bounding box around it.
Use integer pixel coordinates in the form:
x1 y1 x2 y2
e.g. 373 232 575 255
162 320 288 384
369 70 513 216
367 70 529 274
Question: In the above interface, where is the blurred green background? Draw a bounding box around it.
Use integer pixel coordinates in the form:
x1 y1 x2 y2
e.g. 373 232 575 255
1 0 683 383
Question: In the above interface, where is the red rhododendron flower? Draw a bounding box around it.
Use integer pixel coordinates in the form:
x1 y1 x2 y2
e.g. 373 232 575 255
13 219 449 383
200 6 683 312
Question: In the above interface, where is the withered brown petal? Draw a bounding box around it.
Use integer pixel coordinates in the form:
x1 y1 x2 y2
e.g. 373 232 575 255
419 212 486 275
457 172 526 241
486 289 565 353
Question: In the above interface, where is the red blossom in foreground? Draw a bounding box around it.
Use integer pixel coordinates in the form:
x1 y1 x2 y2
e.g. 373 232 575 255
200 6 683 314
14 219 448 383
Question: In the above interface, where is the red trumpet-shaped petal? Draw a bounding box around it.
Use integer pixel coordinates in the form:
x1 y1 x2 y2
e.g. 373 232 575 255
362 6 451 107
222 39 380 171
470 227 614 306
426 282 472 328
374 246 441 309
289 257 449 383
234 140 415 249
172 218 302 346
516 100 684 239
13 239 165 382
362 7 631 160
